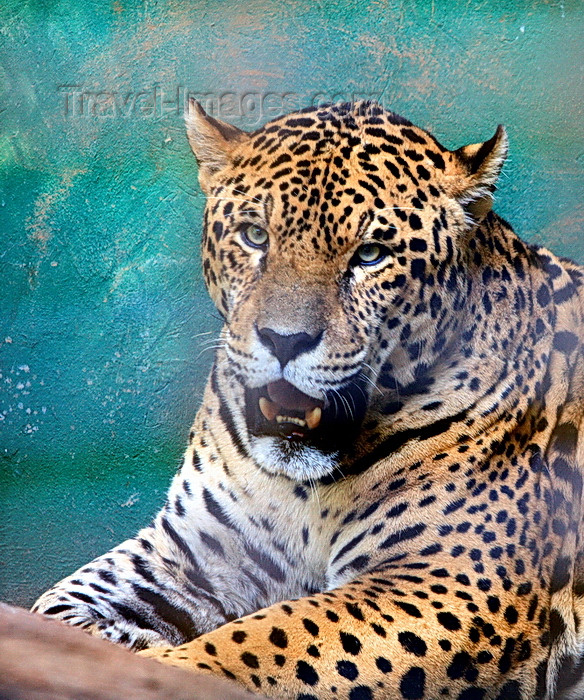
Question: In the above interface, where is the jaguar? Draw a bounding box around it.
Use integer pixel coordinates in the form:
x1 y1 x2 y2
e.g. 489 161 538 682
33 100 584 699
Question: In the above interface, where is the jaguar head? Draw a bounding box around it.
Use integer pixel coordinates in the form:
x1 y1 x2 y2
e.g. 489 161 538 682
186 100 507 480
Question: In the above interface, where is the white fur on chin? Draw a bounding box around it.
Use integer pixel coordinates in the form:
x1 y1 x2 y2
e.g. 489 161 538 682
249 435 339 481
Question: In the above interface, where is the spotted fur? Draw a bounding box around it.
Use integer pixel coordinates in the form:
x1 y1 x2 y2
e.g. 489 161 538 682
33 101 584 699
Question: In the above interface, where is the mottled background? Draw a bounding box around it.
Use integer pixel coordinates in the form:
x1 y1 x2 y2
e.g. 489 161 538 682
1 0 583 606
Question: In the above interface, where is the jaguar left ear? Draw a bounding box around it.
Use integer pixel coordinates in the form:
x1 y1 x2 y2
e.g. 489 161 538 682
185 98 248 193
452 125 508 222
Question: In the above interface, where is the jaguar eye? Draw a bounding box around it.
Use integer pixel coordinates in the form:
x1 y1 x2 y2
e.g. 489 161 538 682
354 243 389 266
241 225 268 249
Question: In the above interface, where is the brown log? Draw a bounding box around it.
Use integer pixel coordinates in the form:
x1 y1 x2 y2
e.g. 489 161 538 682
0 603 262 700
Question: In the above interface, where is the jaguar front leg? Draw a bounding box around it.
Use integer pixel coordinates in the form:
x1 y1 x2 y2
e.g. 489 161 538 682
140 567 548 700
31 528 233 651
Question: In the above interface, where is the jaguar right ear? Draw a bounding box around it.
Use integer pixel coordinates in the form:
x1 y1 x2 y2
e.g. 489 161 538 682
185 99 248 193
450 125 509 223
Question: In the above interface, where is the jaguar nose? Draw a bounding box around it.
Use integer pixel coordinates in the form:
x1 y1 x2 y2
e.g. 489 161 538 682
256 326 323 368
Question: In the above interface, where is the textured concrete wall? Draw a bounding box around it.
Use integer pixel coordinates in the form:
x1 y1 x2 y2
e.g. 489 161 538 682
1 0 583 606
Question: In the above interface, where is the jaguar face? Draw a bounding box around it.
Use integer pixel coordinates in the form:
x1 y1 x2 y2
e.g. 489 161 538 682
187 100 507 480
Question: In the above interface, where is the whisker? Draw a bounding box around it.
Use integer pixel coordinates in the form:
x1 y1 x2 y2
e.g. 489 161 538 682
330 461 346 484
375 206 420 213
232 189 263 204
361 361 380 380
328 391 340 420
199 339 225 350
205 196 260 207
358 371 381 396
360 363 383 396
198 336 224 345
332 388 355 422
196 344 227 360
345 388 357 417
308 477 321 510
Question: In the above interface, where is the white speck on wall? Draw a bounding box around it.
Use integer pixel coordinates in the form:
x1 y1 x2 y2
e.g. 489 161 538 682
120 492 140 508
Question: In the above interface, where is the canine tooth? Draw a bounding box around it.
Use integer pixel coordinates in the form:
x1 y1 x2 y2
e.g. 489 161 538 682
276 415 307 427
305 406 322 430
259 397 279 421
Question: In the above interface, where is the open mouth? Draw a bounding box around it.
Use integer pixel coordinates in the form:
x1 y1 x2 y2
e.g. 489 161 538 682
245 377 369 448
249 379 325 440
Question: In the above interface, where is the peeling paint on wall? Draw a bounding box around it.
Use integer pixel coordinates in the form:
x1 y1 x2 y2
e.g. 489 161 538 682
26 169 86 252
1 0 583 606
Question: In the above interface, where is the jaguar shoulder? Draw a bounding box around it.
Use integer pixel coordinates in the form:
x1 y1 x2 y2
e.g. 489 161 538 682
33 101 584 700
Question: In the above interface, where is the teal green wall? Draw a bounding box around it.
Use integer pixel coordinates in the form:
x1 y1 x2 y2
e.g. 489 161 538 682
1 0 583 606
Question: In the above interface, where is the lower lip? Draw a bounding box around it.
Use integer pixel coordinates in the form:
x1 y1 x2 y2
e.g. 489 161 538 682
286 428 307 439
